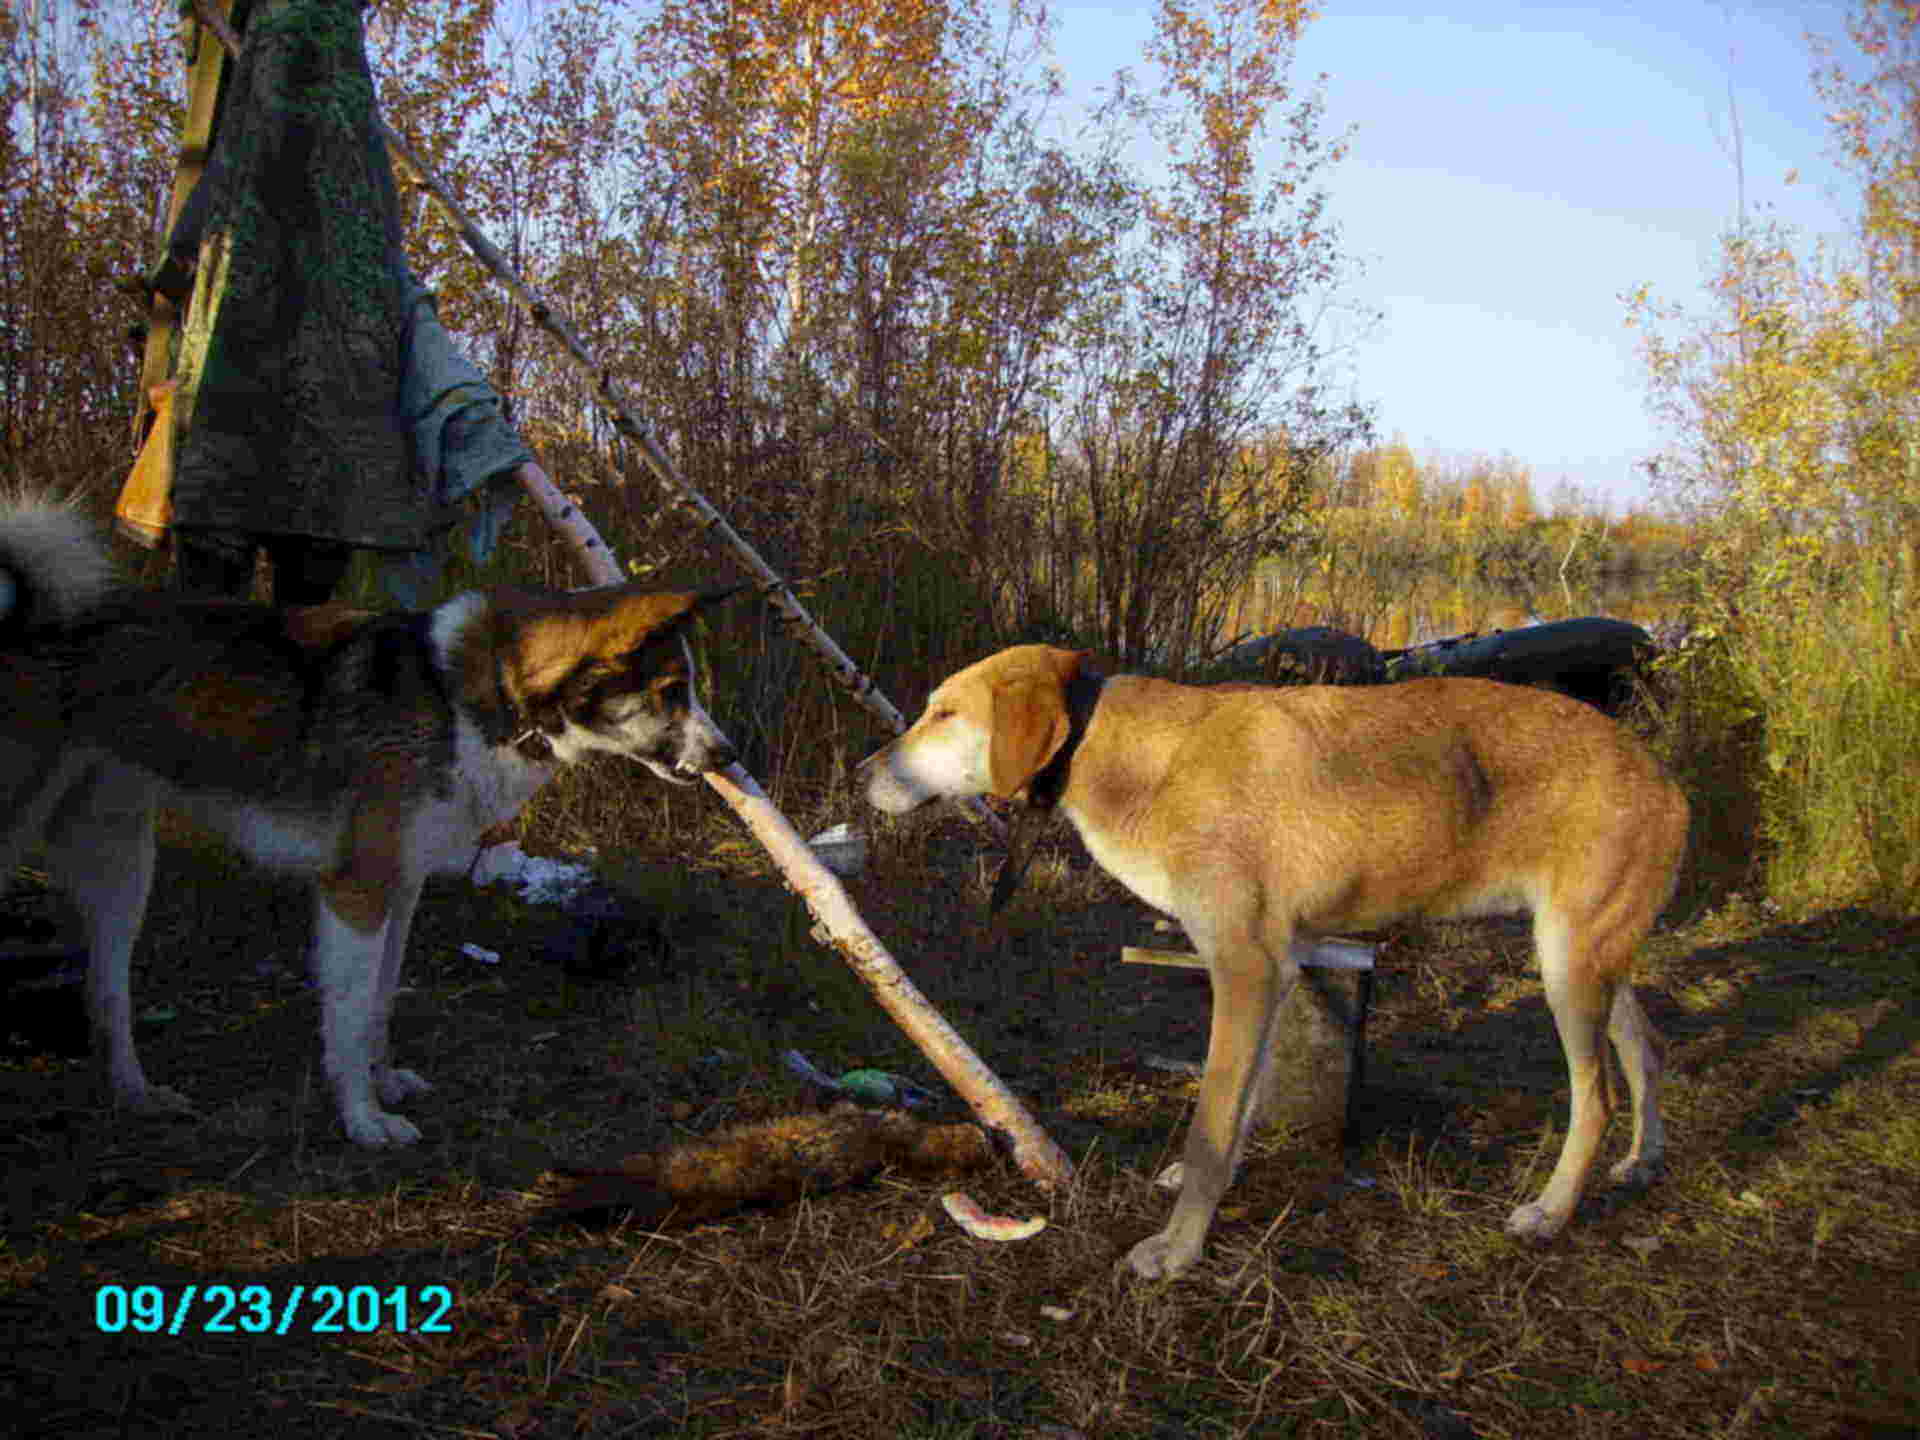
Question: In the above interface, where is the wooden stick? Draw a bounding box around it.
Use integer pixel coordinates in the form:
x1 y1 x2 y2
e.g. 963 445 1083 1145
511 466 1072 1187
133 0 233 450
1119 947 1209 970
509 460 625 587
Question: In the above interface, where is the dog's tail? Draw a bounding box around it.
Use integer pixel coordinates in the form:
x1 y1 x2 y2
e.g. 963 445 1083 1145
0 496 116 635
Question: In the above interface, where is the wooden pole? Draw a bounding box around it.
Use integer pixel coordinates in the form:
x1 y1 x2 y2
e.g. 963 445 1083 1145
130 0 235 454
700 764 1071 1186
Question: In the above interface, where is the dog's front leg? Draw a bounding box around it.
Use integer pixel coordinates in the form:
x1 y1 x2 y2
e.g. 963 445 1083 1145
369 877 433 1111
1125 930 1298 1280
312 876 422 1146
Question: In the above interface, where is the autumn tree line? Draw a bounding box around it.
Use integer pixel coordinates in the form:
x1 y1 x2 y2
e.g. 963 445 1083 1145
2 0 1916 912
4 0 1671 660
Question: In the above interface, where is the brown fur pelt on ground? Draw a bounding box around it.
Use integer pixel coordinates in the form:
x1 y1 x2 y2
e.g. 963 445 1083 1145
544 1105 995 1225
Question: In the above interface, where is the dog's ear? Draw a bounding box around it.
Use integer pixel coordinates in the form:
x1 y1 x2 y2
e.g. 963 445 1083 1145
677 584 748 622
988 676 1071 800
636 584 747 651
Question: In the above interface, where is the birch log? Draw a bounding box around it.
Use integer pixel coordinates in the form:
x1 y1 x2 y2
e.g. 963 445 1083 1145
509 467 1072 1188
510 460 624 587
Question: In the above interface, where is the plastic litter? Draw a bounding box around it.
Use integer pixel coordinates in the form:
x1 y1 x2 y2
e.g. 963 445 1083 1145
780 1049 934 1109
470 841 595 904
806 823 867 877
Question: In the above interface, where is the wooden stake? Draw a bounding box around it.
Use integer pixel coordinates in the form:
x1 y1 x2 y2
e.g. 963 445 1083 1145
1121 939 1377 971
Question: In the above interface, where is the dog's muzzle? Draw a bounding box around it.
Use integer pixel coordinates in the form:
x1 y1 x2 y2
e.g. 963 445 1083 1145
675 733 737 782
641 720 737 785
857 742 929 815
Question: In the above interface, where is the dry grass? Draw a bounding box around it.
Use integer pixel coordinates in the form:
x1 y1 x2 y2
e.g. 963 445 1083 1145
3 776 1917 1438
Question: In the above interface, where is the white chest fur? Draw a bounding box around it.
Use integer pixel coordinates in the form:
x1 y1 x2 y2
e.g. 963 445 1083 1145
424 715 552 874
1068 807 1179 916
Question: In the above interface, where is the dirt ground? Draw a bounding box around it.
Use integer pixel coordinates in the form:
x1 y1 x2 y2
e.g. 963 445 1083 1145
2 800 1916 1438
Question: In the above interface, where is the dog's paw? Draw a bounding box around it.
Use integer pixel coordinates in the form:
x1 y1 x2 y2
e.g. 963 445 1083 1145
1119 1230 1201 1281
344 1109 423 1148
117 1084 197 1118
374 1067 433 1107
1503 1202 1568 1242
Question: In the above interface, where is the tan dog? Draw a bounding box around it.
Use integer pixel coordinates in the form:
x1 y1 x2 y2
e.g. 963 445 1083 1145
861 645 1688 1279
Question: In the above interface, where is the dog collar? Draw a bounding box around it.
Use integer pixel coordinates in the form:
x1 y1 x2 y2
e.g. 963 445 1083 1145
492 648 554 761
1024 664 1104 813
991 664 1104 914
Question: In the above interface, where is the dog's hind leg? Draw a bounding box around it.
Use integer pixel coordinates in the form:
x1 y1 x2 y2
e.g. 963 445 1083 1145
45 761 193 1117
1125 915 1300 1280
1605 981 1665 1188
369 877 433 1110
1506 907 1620 1242
312 878 422 1147
1604 798 1682 1191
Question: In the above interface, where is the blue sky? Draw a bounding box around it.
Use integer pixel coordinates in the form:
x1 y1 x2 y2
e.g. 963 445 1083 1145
1046 1 1859 513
